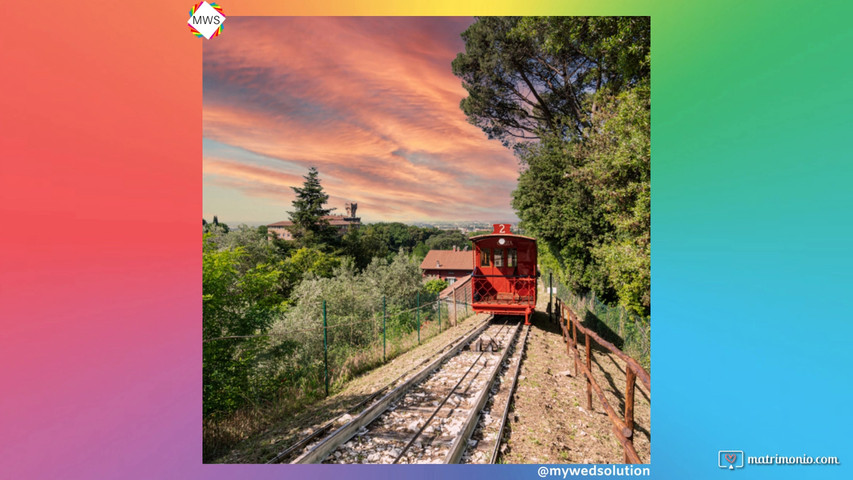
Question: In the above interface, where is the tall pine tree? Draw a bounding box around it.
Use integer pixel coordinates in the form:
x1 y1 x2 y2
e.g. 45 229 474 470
288 167 336 248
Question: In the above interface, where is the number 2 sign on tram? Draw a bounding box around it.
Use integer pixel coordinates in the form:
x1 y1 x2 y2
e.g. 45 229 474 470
493 224 512 234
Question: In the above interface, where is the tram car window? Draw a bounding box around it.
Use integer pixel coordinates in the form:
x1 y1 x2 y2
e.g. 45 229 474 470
480 248 491 267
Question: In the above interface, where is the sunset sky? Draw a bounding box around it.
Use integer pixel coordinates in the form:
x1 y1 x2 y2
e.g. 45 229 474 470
203 17 521 225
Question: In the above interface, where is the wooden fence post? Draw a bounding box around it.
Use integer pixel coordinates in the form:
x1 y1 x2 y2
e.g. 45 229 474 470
564 306 571 358
573 318 579 377
585 332 592 410
625 367 636 463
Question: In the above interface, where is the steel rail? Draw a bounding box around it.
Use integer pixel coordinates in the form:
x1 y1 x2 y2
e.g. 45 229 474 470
392 350 489 463
489 323 530 464
444 322 521 463
292 317 494 464
391 318 516 464
266 315 493 463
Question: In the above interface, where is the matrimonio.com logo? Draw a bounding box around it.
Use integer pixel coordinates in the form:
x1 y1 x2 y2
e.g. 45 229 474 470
719 450 744 470
188 2 225 39
718 449 840 470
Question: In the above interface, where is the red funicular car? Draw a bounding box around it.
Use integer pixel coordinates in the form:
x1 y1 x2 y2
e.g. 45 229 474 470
471 224 538 324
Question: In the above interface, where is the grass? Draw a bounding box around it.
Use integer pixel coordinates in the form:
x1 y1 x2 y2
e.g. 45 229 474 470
203 311 476 463
203 384 325 462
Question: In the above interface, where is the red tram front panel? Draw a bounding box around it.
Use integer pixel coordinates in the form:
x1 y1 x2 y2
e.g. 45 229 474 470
470 232 537 324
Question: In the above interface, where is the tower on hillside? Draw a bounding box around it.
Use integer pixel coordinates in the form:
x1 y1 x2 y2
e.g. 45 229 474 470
344 202 359 221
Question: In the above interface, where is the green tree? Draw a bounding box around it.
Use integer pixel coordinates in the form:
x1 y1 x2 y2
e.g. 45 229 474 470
425 231 471 251
455 16 650 317
512 136 613 300
362 250 423 304
452 16 650 148
285 247 341 279
341 227 388 270
412 241 430 261
362 223 441 253
202 233 286 416
288 167 336 248
272 250 426 385
211 225 284 274
424 278 449 295
204 215 230 235
581 85 650 316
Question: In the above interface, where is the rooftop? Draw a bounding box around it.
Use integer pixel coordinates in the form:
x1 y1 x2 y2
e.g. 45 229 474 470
419 248 473 271
268 214 360 228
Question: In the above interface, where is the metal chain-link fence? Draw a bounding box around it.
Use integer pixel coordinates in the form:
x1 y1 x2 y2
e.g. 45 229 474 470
203 289 477 418
543 268 650 368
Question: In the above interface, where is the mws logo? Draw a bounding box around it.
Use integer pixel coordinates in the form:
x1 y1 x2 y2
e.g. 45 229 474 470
188 2 226 39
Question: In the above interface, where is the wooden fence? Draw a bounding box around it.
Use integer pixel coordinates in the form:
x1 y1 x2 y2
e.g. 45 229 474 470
553 297 651 464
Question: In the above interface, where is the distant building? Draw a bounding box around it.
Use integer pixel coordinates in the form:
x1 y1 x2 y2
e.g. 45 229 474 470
438 273 472 302
419 247 473 285
268 203 361 240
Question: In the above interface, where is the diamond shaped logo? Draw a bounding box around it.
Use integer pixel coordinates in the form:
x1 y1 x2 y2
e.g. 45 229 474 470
188 2 226 40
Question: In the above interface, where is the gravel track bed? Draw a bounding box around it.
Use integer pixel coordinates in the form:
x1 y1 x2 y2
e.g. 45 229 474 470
460 324 529 464
322 321 519 464
502 284 651 464
219 313 490 464
270 316 494 463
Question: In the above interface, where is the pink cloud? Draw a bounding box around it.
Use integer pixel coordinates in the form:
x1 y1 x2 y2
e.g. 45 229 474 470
203 17 520 223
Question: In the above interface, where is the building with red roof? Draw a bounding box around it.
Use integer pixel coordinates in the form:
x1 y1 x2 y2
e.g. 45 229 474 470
419 247 473 285
268 203 360 240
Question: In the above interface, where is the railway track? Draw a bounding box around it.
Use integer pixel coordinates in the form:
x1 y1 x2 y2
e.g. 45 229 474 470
266 315 494 464
276 316 529 464
462 322 531 464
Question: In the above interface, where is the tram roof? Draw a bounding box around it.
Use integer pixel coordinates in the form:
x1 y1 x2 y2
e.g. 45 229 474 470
469 233 537 243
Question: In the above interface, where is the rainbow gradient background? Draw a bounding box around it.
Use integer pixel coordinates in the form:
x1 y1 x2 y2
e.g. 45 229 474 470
3 1 852 479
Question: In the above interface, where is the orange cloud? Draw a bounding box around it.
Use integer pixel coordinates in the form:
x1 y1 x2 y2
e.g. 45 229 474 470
203 17 520 224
